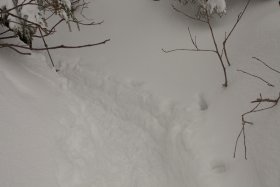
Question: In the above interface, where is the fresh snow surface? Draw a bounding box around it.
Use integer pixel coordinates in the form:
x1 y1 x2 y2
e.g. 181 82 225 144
0 52 204 187
1 0 280 187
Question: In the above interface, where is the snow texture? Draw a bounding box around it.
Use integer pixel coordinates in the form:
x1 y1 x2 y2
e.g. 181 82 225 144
1 0 280 187
55 58 202 187
0 53 204 187
204 0 226 14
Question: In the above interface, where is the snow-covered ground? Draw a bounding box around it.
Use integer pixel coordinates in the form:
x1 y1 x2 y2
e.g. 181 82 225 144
1 0 280 187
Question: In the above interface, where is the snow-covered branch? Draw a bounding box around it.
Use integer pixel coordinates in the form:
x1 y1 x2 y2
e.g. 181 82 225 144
0 0 109 71
177 0 226 16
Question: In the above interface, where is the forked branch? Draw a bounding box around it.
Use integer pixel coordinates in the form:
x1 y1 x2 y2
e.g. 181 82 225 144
234 92 280 159
163 0 251 87
223 0 252 66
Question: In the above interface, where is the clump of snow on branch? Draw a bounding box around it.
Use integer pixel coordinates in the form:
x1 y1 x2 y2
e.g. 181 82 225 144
178 0 226 15
0 0 76 45
200 0 226 14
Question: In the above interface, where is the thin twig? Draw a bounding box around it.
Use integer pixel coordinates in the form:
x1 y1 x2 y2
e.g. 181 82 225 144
223 0 251 66
1 39 110 51
234 94 262 160
237 69 274 87
234 92 280 159
39 28 55 69
165 3 239 87
252 57 280 74
7 46 31 55
162 48 216 53
206 13 228 87
171 4 207 23
187 27 198 50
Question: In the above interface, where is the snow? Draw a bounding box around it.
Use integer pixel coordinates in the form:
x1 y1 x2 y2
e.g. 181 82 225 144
205 0 227 14
0 51 203 187
1 0 280 187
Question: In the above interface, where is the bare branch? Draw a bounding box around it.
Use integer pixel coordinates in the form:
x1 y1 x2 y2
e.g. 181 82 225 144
234 92 280 159
252 57 280 74
38 28 55 69
206 13 227 87
251 97 280 104
224 0 251 42
171 4 207 23
1 39 110 51
165 4 234 87
223 32 230 66
6 46 32 55
188 27 198 50
237 69 275 87
162 48 216 53
223 0 251 66
251 93 280 113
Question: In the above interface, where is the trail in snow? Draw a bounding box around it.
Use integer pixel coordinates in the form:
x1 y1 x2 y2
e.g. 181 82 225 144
46 56 267 187
54 57 204 187
2 0 280 186
6 53 256 187
0 49 213 187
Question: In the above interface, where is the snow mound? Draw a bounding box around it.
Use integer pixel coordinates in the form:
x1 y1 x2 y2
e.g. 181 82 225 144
54 58 205 187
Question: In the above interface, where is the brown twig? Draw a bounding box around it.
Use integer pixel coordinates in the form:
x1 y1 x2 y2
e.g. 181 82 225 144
164 6 228 87
252 57 280 74
237 69 275 87
223 0 251 66
162 48 216 53
38 27 55 69
206 13 228 87
165 0 251 87
3 39 110 50
234 92 280 159
171 4 207 23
